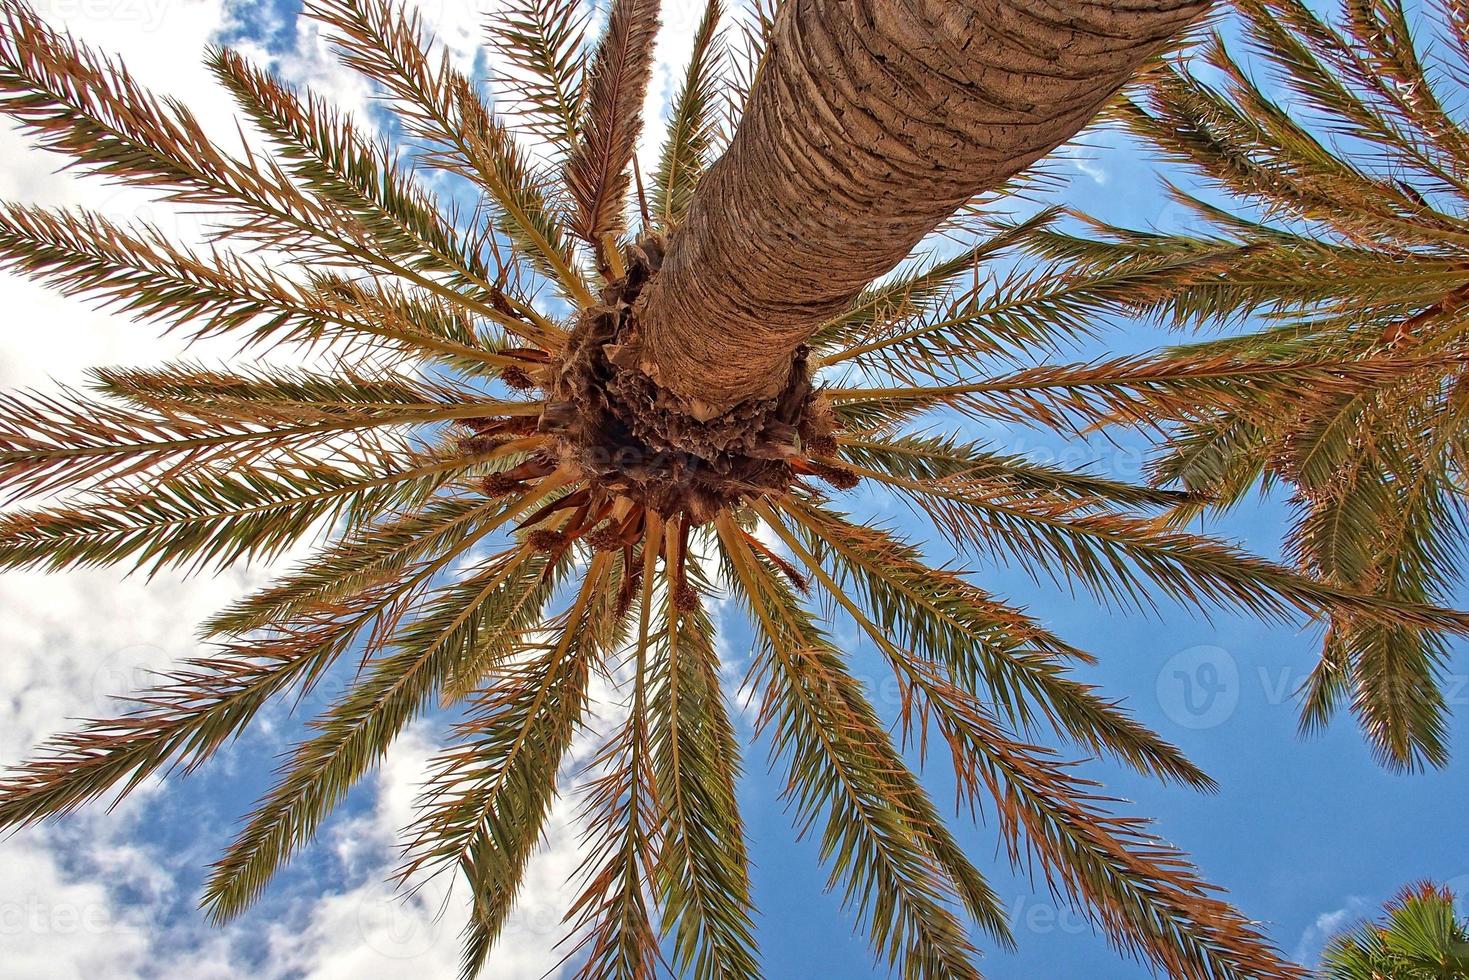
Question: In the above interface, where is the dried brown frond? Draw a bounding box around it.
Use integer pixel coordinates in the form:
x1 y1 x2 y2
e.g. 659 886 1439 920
564 0 661 260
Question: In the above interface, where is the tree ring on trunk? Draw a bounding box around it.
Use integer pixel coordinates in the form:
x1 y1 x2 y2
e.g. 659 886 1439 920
541 235 835 522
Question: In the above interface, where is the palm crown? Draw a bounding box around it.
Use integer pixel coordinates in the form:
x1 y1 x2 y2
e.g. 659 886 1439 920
1321 882 1469 979
1025 0 1469 773
0 1 1465 978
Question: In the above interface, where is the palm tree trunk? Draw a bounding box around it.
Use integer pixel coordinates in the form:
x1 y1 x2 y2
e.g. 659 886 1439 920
634 0 1211 413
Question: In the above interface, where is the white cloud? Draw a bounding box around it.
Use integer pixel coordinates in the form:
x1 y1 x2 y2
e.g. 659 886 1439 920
230 13 377 125
1292 896 1370 967
0 781 243 980
0 831 153 980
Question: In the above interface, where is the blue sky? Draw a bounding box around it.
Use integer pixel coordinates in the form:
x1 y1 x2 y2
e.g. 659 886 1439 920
0 1 1465 978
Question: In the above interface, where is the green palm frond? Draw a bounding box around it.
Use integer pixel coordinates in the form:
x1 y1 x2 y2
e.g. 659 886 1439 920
927 685 1296 980
0 451 468 574
0 378 531 500
647 528 759 980
829 351 1469 434
754 499 1296 980
0 1 323 238
565 530 665 980
208 47 502 293
717 512 1003 978
651 0 727 230
772 497 1211 788
486 0 590 158
203 537 563 921
2 0 564 339
1321 882 1469 979
0 549 453 826
726 0 775 116
835 430 1188 510
199 491 522 637
1286 423 1466 770
843 449 1469 634
407 551 617 979
307 0 592 310
813 209 1061 355
1026 0 1469 769
0 204 529 376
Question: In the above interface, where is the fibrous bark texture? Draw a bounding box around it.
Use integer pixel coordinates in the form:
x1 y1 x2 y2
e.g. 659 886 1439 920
545 235 831 521
636 0 1213 410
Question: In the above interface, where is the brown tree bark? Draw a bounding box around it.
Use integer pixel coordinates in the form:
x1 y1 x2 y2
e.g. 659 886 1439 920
634 0 1212 413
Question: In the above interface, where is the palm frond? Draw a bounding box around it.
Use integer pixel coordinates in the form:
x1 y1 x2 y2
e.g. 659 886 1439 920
836 431 1187 510
828 352 1469 434
0 627 348 829
764 501 1298 978
0 382 530 501
0 508 507 830
208 47 523 312
199 491 526 638
717 512 1006 978
565 521 664 980
651 0 725 230
1031 0 1469 769
565 0 660 264
725 0 775 118
0 204 524 376
646 518 759 980
405 552 615 979
812 209 1061 355
0 0 325 241
306 0 592 309
486 0 590 158
1321 881 1469 979
928 686 1300 980
203 539 562 921
844 456 1469 634
0 450 473 574
769 498 1212 789
1286 413 1467 770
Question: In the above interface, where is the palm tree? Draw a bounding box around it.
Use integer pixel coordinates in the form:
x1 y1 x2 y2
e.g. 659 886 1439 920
1022 0 1469 774
0 0 1462 976
1321 883 1469 979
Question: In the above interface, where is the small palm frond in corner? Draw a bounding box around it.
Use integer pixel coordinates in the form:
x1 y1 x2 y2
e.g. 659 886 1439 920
1320 882 1469 979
